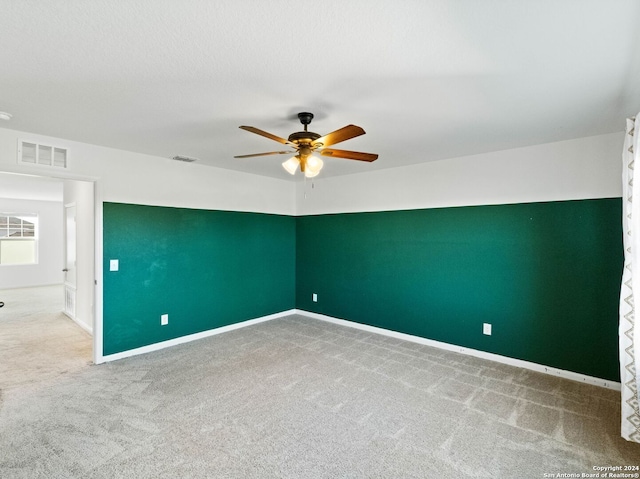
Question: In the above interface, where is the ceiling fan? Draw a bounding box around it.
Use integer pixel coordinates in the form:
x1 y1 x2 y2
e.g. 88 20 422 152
234 112 378 178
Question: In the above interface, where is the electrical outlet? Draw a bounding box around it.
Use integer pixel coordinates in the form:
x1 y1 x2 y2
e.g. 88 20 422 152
312 293 318 302
483 323 492 335
109 259 119 271
161 314 169 326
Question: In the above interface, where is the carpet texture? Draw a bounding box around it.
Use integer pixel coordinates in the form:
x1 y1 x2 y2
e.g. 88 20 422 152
1 286 639 478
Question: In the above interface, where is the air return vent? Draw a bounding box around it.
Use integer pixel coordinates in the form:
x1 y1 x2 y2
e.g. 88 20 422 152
18 140 68 169
171 155 198 163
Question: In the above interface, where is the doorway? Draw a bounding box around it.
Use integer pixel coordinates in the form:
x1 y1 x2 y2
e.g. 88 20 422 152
0 172 96 364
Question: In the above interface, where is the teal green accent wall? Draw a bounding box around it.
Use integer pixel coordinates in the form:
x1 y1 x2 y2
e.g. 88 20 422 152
296 199 623 382
103 203 295 355
103 199 623 382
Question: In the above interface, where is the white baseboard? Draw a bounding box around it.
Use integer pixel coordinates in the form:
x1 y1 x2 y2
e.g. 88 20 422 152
99 307 621 391
295 309 622 391
101 309 296 363
70 315 93 335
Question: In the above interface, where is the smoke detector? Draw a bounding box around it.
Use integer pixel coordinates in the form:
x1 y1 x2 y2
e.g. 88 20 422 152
0 112 12 121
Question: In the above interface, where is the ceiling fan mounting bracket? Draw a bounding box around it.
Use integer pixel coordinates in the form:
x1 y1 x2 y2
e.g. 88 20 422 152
297 112 314 126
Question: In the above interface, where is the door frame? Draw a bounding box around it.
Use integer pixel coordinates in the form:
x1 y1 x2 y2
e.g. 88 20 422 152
63 201 77 320
0 165 104 365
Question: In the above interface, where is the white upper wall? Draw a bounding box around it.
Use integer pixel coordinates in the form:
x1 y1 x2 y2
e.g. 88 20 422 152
0 126 623 217
0 127 296 216
0 173 63 201
296 132 624 215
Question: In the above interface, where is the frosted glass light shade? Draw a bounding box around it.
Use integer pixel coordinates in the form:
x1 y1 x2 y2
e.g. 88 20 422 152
304 155 323 178
282 156 300 175
306 155 323 173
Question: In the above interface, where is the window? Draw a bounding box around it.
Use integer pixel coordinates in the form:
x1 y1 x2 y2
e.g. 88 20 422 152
0 214 38 265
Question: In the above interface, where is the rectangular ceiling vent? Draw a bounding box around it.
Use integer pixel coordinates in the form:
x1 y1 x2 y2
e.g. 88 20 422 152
18 140 68 169
171 155 198 163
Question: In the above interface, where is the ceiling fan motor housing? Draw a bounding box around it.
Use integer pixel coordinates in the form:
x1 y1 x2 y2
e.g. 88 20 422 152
288 130 321 144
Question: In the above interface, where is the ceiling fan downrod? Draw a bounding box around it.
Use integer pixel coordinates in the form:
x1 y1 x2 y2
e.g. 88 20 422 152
297 112 314 132
288 112 321 144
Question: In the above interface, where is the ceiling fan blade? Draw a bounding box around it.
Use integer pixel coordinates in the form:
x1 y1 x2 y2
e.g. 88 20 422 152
311 125 366 147
234 151 295 159
239 126 294 145
319 148 378 162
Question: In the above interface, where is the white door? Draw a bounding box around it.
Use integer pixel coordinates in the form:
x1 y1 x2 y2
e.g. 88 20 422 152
63 204 77 318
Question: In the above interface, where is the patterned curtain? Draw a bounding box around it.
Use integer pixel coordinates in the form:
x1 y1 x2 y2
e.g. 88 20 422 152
621 114 640 442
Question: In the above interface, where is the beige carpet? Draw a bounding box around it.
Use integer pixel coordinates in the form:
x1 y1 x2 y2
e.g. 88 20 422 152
0 285 92 392
1 286 638 478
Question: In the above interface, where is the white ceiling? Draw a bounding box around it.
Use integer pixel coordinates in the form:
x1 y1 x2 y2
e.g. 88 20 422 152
1 1 639 180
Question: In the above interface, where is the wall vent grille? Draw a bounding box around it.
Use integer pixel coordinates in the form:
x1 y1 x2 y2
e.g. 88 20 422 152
18 140 68 169
64 284 76 319
171 155 198 163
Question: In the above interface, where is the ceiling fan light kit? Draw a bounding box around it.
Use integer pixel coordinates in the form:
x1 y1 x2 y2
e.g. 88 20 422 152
281 152 324 177
235 112 378 178
304 155 324 176
282 156 300 175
